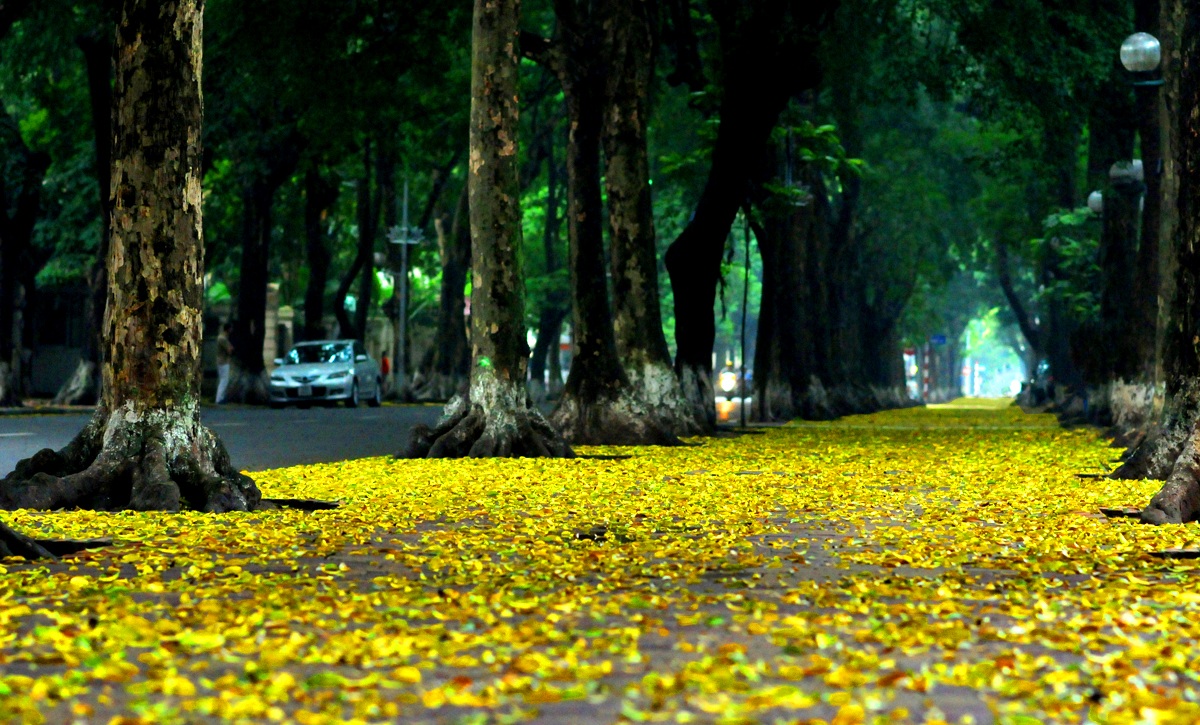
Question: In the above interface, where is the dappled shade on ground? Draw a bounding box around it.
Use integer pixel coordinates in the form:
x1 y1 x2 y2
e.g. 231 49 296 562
0 400 1195 722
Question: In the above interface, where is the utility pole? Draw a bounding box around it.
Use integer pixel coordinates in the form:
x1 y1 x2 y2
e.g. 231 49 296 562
387 179 422 394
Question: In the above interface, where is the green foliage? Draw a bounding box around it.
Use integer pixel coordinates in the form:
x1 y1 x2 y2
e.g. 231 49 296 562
1031 206 1101 323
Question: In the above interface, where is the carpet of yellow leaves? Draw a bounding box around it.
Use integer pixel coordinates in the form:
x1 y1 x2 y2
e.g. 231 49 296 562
0 399 1194 724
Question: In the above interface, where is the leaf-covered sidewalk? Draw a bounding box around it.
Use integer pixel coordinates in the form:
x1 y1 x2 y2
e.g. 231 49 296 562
1 400 1193 724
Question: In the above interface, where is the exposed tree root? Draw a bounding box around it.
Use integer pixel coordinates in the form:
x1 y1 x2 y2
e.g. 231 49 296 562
0 521 56 559
53 360 99 405
550 390 682 446
1140 429 1200 524
1113 424 1189 481
409 371 468 403
224 367 270 405
0 362 20 408
624 358 703 437
403 380 574 458
677 364 716 433
1 404 261 515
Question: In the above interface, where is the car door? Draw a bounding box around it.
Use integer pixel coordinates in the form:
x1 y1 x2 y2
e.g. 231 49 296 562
353 341 372 392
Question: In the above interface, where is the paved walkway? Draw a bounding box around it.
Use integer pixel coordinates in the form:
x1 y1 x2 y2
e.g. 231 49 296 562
0 399 1192 724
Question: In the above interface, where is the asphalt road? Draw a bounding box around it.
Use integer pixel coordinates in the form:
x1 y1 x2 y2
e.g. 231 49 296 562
0 404 446 474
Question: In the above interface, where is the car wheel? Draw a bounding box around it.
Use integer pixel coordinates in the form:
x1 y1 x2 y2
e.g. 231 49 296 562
345 381 359 408
269 401 285 410
367 378 383 407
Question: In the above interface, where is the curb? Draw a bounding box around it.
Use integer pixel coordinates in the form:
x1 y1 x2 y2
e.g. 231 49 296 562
0 405 96 416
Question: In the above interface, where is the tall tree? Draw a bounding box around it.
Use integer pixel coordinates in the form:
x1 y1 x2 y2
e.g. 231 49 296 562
301 167 338 340
1132 0 1200 522
1 0 260 518
225 128 301 402
603 0 701 436
403 0 571 458
413 181 471 401
524 1 677 446
663 0 837 431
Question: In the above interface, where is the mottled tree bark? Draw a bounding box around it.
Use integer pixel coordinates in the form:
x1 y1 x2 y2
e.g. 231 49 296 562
2 0 261 537
1136 0 1200 522
301 167 337 341
404 0 571 458
526 1 678 446
1113 0 1184 479
664 0 836 431
603 0 700 437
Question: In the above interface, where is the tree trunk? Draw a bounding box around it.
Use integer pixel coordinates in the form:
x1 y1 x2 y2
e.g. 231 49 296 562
528 153 566 404
2 0 261 539
1041 121 1086 393
55 29 114 406
227 178 274 402
334 140 374 341
532 2 677 447
603 0 700 437
1135 0 1200 522
413 183 471 401
1097 174 1141 383
750 161 832 422
0 112 49 407
1130 0 1163 384
995 241 1043 363
663 0 836 431
356 147 391 341
302 167 338 341
403 0 571 458
1114 0 1185 479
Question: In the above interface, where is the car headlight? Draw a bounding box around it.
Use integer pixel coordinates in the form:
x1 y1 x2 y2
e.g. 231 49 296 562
326 370 351 379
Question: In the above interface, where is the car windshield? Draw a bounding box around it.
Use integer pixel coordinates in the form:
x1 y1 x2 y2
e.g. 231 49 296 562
284 343 352 365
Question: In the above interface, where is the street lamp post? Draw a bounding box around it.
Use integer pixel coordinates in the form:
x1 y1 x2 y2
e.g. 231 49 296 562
387 180 422 395
1120 31 1163 376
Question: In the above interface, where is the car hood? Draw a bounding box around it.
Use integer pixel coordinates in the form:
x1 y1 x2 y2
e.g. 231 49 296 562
273 363 353 379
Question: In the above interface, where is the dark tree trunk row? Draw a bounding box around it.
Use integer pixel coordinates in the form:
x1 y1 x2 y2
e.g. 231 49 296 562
228 133 301 403
55 28 114 406
0 110 50 407
603 0 701 437
412 182 471 401
529 147 566 404
664 0 838 431
1129 0 1200 521
526 1 678 446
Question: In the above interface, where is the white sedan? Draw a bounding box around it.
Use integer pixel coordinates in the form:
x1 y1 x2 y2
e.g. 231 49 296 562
268 339 383 408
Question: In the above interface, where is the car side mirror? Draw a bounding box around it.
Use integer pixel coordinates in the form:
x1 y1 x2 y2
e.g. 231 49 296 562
273 358 284 366
355 354 368 362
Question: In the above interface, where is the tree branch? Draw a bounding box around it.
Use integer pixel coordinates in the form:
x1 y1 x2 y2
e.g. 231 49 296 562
996 242 1041 353
519 30 558 74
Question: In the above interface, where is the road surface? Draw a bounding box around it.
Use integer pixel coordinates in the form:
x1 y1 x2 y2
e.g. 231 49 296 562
0 404 445 474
